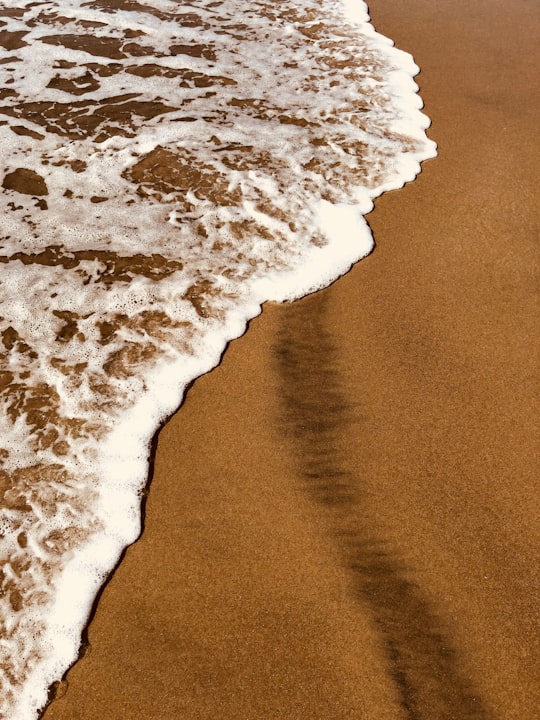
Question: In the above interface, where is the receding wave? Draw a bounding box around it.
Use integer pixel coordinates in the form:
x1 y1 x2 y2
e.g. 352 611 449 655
0 0 435 717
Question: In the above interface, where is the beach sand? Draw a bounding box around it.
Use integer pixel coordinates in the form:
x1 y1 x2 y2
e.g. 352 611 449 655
42 0 539 718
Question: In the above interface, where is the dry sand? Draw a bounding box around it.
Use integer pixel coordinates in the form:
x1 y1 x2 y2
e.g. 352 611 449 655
42 0 539 718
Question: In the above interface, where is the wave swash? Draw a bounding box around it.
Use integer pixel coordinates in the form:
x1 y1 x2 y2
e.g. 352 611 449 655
0 1 436 717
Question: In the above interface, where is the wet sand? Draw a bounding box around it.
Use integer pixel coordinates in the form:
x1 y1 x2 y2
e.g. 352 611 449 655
42 1 539 719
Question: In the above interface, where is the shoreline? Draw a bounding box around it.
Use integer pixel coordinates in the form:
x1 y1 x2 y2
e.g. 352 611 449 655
42 1 539 719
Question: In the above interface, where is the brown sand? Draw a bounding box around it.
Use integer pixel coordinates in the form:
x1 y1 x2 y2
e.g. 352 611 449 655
42 0 539 718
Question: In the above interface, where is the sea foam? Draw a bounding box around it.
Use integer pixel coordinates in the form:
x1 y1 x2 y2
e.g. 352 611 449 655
0 1 436 717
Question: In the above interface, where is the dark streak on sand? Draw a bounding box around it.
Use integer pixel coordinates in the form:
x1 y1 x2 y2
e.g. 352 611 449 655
274 289 491 720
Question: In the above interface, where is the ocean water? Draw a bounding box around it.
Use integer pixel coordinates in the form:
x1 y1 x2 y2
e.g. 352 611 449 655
0 1 436 717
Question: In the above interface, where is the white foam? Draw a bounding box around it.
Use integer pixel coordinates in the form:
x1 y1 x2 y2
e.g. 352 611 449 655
0 1 436 717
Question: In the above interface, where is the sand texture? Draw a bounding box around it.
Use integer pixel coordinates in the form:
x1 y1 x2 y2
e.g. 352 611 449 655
42 0 539 718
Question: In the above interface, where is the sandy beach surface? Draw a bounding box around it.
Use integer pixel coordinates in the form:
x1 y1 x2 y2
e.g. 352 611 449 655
42 0 538 718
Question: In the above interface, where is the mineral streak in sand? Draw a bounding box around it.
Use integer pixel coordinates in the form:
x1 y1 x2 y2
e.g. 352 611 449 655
0 1 435 717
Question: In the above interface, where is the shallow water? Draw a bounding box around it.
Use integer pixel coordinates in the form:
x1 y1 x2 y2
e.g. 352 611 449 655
0 1 435 717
